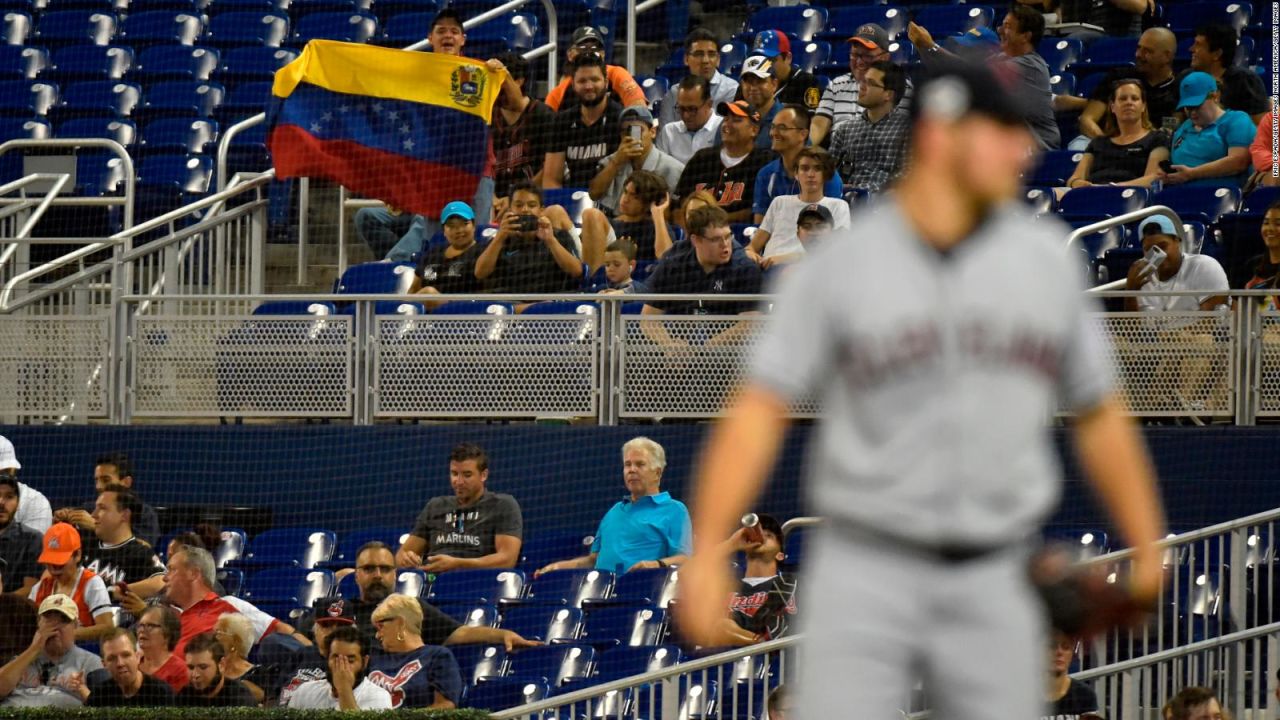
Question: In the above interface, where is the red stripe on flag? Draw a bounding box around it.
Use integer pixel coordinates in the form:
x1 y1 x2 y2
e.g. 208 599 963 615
268 124 482 218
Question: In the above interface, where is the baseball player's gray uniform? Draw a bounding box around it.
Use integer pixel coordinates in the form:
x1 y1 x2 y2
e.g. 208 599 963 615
749 198 1113 719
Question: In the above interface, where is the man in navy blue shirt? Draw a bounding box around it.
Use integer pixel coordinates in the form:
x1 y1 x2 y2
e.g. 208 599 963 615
641 204 763 317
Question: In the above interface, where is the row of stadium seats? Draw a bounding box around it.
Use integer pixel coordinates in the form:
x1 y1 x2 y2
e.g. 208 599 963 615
0 44 294 84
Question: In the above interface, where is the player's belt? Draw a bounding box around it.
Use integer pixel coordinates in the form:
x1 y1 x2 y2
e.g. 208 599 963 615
832 518 1008 565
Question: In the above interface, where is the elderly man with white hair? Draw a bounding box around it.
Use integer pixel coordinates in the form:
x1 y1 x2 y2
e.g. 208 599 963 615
536 437 692 575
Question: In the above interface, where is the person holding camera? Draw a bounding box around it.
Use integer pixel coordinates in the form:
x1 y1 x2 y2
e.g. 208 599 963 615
588 106 684 218
474 182 582 295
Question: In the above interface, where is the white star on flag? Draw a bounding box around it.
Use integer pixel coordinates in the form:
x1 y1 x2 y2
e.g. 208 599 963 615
400 124 411 134
403 138 415 150
387 110 400 121
310 122 322 132
321 112 333 122
372 102 384 114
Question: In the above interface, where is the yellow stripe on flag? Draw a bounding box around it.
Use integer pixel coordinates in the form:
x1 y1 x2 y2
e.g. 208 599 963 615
272 39 507 123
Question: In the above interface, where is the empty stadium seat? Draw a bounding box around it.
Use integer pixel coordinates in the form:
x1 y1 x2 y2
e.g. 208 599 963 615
818 6 906 43
1025 149 1081 187
48 44 131 82
0 115 48 141
742 6 828 42
435 602 499 627
579 606 666 648
911 5 994 36
522 569 614 607
394 568 429 597
291 11 377 46
219 45 296 83
57 115 135 147
138 117 216 155
427 568 527 604
322 526 406 567
134 45 219 81
54 79 141 119
589 645 681 680
205 11 289 48
505 644 595 686
465 12 537 52
136 153 213 194
120 10 203 46
236 527 337 569
452 644 507 685
136 80 225 120
1043 527 1110 560
1239 186 1280 216
216 527 248 567
633 677 716 719
373 0 438 17
430 300 514 315
1164 1 1251 34
243 567 335 618
1058 186 1148 220
335 261 415 294
1066 220 1127 259
1082 37 1138 68
520 532 595 572
1 11 31 45
216 80 273 123
793 40 830 72
251 300 336 315
35 10 117 46
1038 37 1081 73
1152 186 1241 224
500 605 584 643
583 567 676 609
381 11 431 45
0 45 44 79
464 678 550 712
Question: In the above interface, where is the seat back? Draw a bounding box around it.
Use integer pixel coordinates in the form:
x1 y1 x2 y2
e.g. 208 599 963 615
135 45 220 81
205 11 289 47
35 10 117 45
427 568 527 604
220 45 297 82
582 606 667 647
1152 186 1241 224
501 605 584 643
450 644 507 684
120 10 203 45
526 569 615 607
216 527 248 567
1058 185 1148 219
292 11 377 44
335 261 416 294
742 6 827 42
139 117 217 154
241 527 337 568
49 44 131 82
394 568 430 597
505 644 595 686
464 677 550 712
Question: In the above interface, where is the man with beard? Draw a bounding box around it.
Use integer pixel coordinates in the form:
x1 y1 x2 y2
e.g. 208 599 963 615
543 53 623 189
304 543 536 652
284 625 390 711
0 471 41 594
176 632 255 707
0 594 102 708
276 597 355 707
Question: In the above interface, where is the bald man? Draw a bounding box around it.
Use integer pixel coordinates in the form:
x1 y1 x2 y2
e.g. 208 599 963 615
1079 28 1180 138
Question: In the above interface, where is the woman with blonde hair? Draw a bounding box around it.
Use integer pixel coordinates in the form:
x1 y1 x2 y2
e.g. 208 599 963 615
214 613 267 705
366 594 463 709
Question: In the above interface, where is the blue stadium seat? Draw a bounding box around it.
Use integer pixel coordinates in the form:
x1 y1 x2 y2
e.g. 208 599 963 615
205 11 289 48
322 526 407 567
430 300 514 315
35 10 117 46
372 0 438 17
1066 220 1126 259
435 602 499 627
0 11 29 46
0 45 44 79
1023 187 1057 216
1038 37 1081 73
216 527 248 568
450 645 507 684
252 300 336 315
522 569 614 607
520 532 595 572
465 12 537 51
136 80 225 120
290 0 370 16
291 11 377 46
1050 72 1075 97
464 678 550 712
380 11 431 45
136 153 213 193
335 261 416 293
579 606 666 648
1025 149 1082 187
212 0 288 11
427 568 527 604
638 75 667 111
910 6 994 37
542 188 592 225
138 117 216 155
1082 37 1138 68
520 300 597 316
782 524 810 568
120 10 203 46
337 572 358 598
221 122 270 175
216 80 273 123
1059 186 1149 220
1239 186 1280 216
793 40 830 72
742 6 828 42
718 39 748 76
633 677 716 719
583 567 676 608
57 115 135 147
1076 70 1110 102
243 567 335 618
1043 527 1110 560
0 115 48 141
134 45 220 81
394 568 430 597
500 605 584 643
337 299 427 315
505 644 595 686
589 645 681 680
48 44 132 82
1164 1 1250 34
819 6 907 42
219 45 296 84
1153 186 1241 225
236 527 337 569
54 80 140 119
216 567 245 597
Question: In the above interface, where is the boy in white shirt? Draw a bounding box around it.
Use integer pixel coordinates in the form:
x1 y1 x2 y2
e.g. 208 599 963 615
748 147 850 268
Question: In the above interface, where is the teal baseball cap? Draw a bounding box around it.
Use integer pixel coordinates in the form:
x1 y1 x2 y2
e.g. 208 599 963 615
441 201 475 223
1139 215 1179 238
1177 71 1218 109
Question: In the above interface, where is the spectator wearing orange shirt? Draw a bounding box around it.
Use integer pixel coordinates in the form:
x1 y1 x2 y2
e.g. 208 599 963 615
544 26 646 111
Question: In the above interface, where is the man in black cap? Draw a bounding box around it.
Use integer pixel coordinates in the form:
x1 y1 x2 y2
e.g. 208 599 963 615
795 203 835 247
673 100 774 224
678 60 1166 720
544 26 646 112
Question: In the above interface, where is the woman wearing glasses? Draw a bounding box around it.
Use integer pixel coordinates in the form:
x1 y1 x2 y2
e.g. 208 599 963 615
136 605 187 693
366 594 462 710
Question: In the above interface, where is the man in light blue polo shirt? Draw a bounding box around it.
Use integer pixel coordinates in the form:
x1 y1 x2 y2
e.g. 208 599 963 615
534 437 691 576
1164 71 1256 189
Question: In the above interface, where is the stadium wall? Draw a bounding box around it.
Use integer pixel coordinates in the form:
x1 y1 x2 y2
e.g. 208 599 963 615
0 425 1273 536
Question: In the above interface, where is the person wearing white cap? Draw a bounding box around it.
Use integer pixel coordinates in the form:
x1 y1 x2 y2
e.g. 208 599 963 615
0 436 52 536
0 593 103 708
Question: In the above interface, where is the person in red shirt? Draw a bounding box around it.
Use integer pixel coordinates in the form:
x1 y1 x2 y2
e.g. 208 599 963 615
544 26 646 111
137 605 188 693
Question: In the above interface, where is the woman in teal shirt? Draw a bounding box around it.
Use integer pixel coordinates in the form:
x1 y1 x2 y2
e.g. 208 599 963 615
1163 71 1256 189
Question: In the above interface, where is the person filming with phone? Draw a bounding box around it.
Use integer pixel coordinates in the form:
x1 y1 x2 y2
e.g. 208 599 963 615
474 181 583 295
588 106 684 221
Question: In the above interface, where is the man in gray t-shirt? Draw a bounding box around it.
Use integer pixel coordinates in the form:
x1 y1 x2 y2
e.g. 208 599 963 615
677 63 1166 720
395 443 523 574
1 594 103 708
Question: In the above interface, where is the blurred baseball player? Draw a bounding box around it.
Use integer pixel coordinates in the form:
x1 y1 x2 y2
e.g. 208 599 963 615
676 62 1167 719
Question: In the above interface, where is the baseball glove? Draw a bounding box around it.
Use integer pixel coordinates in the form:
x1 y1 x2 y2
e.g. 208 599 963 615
1030 545 1158 638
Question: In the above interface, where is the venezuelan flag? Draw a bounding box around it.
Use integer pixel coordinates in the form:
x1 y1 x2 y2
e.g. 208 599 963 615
267 40 506 217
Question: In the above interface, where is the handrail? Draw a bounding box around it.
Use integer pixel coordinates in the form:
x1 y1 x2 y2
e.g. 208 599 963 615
1069 205 1184 293
0 173 71 274
490 636 799 719
1080 505 1280 565
626 0 669 74
0 138 135 229
1071 619 1280 680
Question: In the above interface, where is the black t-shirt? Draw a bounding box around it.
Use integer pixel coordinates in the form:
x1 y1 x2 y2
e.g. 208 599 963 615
87 674 176 707
1247 254 1280 289
644 241 764 315
415 243 484 295
409 491 524 559
0 522 42 592
1041 678 1102 719
84 536 165 587
610 217 676 262
1085 130 1168 183
1218 66 1269 118
1059 0 1140 36
548 99 623 187
486 229 581 293
176 678 258 707
674 147 775 218
776 68 822 113
493 98 555 198
1089 69 1180 132
728 573 798 641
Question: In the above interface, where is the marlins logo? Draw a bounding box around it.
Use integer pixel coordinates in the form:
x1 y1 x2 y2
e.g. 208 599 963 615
450 64 485 108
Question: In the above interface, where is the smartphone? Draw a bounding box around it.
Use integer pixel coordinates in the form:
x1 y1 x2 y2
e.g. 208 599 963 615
1159 159 1174 173
1142 245 1167 273
517 215 539 232
629 125 642 143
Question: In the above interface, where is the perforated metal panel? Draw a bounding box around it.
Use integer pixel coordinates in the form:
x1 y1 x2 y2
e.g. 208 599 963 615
1095 312 1234 416
618 315 820 418
0 316 108 416
131 315 353 417
1254 312 1280 416
373 314 598 418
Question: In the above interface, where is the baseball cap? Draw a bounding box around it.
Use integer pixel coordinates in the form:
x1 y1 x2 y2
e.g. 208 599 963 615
752 29 791 58
797 203 834 226
429 8 463 32
716 100 762 124
312 596 356 625
952 27 1000 49
1177 71 1218 109
0 435 19 471
618 105 655 127
571 26 604 48
0 472 17 492
909 61 1028 127
1139 215 1180 238
39 523 81 565
755 513 785 542
38 593 78 622
849 23 889 51
740 54 775 80
441 201 475 223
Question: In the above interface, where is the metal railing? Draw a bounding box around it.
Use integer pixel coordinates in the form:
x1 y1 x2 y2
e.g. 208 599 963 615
625 0 670 74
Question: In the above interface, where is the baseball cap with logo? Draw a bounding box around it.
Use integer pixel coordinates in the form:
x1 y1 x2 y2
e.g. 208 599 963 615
716 100 762 124
797 203 835 226
441 201 475 223
571 26 604 49
752 29 791 58
740 54 776 80
849 23 890 51
38 593 79 622
0 435 19 471
39 523 81 565
618 105 656 127
1177 71 1218 109
909 61 1028 127
312 596 356 625
1139 215 1180 238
